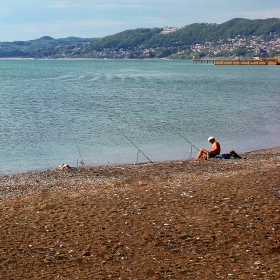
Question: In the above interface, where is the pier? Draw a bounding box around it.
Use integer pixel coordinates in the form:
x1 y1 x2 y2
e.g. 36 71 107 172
192 59 215 64
192 58 280 65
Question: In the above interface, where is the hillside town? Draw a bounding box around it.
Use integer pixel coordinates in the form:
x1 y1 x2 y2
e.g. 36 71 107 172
76 32 280 60
179 33 280 59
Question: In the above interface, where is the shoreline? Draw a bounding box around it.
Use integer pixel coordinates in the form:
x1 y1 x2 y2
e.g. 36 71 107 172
0 146 279 200
1 145 279 176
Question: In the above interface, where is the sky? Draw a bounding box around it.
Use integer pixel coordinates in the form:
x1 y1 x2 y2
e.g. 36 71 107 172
1 0 280 42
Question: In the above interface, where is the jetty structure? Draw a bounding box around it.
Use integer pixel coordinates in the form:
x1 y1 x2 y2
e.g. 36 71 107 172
192 57 280 65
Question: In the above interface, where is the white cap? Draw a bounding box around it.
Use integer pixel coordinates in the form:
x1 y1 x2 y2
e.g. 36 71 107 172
208 136 215 141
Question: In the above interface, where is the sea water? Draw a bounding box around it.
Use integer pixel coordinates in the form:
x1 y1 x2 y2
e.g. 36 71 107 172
0 59 279 174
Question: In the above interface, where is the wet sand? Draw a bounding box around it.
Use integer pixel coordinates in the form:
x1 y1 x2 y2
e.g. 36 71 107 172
0 147 279 279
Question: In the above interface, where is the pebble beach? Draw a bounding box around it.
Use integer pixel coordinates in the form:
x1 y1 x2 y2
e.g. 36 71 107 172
0 147 279 279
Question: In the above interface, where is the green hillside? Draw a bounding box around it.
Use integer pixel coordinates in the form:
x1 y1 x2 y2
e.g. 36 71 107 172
0 18 279 59
88 18 280 49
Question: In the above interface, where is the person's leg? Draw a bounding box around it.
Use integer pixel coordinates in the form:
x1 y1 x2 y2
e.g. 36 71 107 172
197 148 208 159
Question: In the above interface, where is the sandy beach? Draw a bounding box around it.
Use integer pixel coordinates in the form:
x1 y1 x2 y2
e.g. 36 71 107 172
0 147 279 279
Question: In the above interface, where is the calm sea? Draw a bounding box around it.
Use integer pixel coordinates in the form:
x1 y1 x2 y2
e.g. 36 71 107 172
0 59 279 174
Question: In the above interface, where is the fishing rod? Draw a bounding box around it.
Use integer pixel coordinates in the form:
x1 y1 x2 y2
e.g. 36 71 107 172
159 118 199 156
69 127 85 166
107 120 153 164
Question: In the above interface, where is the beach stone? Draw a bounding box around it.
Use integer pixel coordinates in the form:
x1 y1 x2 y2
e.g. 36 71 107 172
59 163 70 169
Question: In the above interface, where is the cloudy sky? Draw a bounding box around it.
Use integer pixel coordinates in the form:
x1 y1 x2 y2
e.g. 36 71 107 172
1 0 280 41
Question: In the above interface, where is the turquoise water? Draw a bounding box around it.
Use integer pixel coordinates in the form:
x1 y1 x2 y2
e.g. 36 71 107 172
0 59 279 174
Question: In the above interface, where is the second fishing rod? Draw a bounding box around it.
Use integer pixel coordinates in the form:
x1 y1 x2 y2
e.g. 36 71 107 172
107 119 153 164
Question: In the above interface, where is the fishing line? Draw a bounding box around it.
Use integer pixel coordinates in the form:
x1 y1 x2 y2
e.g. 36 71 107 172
107 119 153 164
69 126 85 166
158 118 199 157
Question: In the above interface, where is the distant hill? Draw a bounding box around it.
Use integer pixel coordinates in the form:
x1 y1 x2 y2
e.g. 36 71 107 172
89 18 280 49
0 36 98 58
0 18 279 59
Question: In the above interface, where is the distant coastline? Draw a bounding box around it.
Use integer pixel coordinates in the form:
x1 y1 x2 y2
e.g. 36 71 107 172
1 18 279 60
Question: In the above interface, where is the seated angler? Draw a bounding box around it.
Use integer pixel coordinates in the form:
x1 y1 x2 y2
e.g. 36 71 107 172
197 136 221 159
